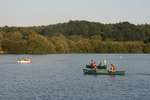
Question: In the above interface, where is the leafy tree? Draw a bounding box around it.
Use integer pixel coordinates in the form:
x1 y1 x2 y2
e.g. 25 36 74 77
50 34 69 53
27 31 50 54
143 43 150 53
76 38 94 53
0 20 150 54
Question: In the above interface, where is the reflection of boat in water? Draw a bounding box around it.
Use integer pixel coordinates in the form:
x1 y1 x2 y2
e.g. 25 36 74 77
83 60 125 75
17 57 31 64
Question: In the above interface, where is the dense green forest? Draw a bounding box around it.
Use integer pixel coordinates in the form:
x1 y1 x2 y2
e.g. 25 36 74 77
0 20 150 54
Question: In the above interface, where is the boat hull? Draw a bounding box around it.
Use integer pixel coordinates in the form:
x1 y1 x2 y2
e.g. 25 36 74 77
17 61 31 64
83 69 125 75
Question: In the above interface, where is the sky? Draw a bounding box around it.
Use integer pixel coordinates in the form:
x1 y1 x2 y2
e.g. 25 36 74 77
0 0 150 26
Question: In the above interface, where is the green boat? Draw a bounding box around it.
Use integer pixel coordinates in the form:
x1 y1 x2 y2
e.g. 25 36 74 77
83 60 125 75
83 68 125 75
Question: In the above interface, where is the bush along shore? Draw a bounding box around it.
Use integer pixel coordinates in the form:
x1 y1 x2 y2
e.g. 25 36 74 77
0 20 150 54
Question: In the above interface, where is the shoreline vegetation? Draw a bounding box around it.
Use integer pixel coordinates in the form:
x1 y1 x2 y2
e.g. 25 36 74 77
0 20 150 54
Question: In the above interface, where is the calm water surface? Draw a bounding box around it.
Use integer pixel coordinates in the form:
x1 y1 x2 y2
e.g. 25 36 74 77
0 54 150 100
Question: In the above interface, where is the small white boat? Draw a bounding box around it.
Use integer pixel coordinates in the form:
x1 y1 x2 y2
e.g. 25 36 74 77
17 57 31 64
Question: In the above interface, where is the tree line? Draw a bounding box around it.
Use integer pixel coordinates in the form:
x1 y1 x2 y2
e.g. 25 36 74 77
0 20 150 54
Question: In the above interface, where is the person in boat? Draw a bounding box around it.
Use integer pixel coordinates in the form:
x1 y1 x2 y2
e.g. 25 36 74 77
103 59 107 68
89 59 93 65
97 60 107 69
89 59 97 69
110 64 116 72
97 61 102 69
93 62 97 70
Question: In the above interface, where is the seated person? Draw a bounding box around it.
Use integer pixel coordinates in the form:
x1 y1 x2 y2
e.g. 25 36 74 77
110 64 116 72
89 60 97 69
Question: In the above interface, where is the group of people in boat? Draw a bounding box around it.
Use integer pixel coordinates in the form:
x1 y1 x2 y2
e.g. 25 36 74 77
89 59 116 72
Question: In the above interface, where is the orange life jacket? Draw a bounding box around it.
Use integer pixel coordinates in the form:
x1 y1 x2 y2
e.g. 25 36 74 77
111 64 116 72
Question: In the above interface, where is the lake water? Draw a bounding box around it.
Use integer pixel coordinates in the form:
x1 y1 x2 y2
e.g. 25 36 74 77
0 54 150 100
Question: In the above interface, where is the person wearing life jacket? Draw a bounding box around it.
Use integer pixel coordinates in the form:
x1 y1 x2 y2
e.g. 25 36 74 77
92 61 97 69
110 64 116 72
89 60 97 69
89 60 93 66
